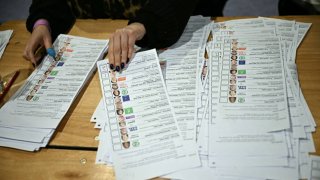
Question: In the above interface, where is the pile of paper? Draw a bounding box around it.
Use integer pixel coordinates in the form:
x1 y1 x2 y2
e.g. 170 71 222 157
0 29 13 59
92 16 316 180
0 35 108 151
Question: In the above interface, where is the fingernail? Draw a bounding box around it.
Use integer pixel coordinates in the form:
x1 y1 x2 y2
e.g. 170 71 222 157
110 64 114 69
115 66 120 72
126 58 130 63
121 63 125 69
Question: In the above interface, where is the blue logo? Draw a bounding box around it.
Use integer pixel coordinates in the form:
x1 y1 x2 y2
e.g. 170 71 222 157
122 95 130 102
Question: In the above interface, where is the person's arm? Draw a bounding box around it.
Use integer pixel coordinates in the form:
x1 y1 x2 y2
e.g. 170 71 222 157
24 0 75 64
129 0 200 48
26 0 75 40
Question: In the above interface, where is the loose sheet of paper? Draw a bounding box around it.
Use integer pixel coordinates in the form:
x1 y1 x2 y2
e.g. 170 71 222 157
97 49 200 180
0 29 13 59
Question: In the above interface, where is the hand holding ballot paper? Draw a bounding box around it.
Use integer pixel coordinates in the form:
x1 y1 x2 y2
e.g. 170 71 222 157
0 34 108 151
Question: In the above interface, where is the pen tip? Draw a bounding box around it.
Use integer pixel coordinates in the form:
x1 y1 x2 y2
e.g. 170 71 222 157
47 48 56 58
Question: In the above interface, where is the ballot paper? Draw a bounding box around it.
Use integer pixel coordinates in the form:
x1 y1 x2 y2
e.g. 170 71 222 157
213 36 290 133
0 34 107 151
97 49 200 180
159 16 212 144
0 29 13 59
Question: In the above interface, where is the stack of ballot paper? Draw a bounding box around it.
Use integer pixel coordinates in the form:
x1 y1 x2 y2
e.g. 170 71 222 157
0 34 108 151
91 16 316 180
0 29 13 59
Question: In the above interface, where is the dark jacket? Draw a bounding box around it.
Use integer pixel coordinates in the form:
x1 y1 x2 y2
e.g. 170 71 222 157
26 0 226 48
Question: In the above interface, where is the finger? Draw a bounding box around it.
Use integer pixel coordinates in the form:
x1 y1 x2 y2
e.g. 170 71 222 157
43 35 53 50
29 38 43 65
23 41 36 63
108 35 115 70
23 48 30 61
43 36 55 58
30 46 39 65
27 44 40 64
120 29 128 69
127 30 136 62
34 54 43 65
113 30 122 72
26 48 36 65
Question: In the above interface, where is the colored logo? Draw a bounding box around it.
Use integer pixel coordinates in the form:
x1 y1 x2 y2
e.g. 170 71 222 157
238 70 246 74
237 75 246 79
126 115 135 119
50 71 59 76
239 56 245 60
125 107 133 114
239 60 246 65
238 97 245 103
122 95 130 102
57 62 64 66
132 140 140 147
121 89 128 95
238 86 246 89
118 77 126 81
33 96 40 101
128 126 138 131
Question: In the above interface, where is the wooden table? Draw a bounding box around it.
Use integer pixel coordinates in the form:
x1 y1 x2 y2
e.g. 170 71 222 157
0 16 319 179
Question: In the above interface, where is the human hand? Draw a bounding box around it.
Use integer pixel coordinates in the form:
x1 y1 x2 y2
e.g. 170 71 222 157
108 22 146 71
23 25 53 65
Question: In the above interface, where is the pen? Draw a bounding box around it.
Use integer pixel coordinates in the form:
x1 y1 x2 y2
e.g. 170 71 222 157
0 70 20 102
46 47 56 59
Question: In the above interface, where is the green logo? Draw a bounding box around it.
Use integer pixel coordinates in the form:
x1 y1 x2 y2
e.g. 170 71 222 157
33 96 40 101
238 70 246 74
125 107 133 114
238 97 245 103
50 71 59 76
239 56 245 60
121 89 128 95
132 141 140 147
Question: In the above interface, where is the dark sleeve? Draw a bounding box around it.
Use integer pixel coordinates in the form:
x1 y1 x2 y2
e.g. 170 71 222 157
26 0 76 40
128 0 199 49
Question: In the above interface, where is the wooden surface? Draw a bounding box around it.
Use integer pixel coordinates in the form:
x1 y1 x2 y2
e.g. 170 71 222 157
0 148 114 180
0 16 319 179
